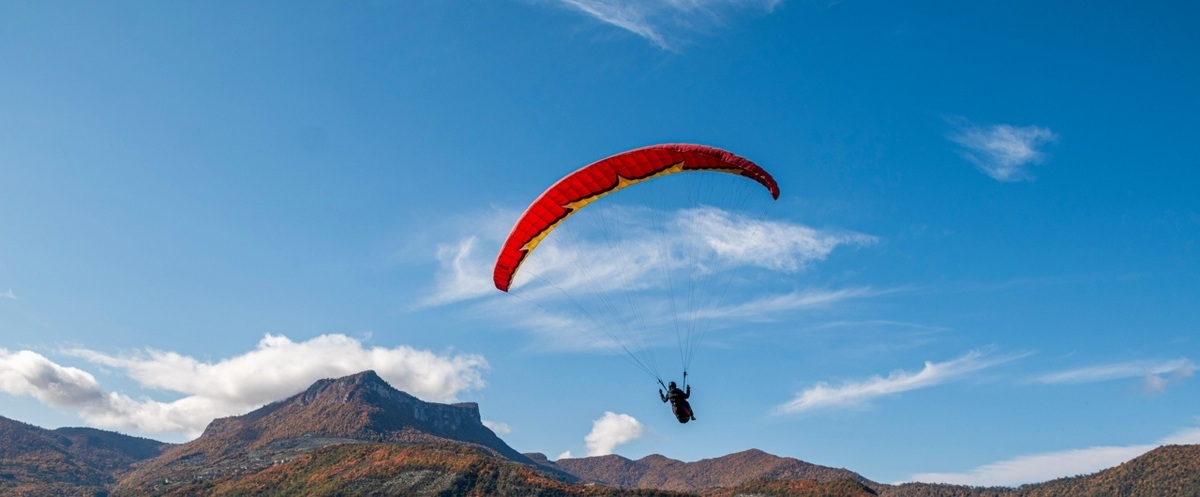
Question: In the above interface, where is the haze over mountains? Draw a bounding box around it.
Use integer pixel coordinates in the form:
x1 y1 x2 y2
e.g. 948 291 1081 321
2 371 1198 496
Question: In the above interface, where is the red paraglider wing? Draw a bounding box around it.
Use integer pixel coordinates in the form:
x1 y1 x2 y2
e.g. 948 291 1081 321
493 143 779 292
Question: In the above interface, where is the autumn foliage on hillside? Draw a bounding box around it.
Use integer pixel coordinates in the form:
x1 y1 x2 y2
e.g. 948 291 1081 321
1016 444 1200 497
0 416 167 497
877 445 1200 496
116 442 684 497
705 478 878 497
547 449 870 493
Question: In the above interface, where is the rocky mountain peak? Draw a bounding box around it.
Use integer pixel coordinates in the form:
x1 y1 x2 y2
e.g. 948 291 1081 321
299 370 399 400
184 371 529 470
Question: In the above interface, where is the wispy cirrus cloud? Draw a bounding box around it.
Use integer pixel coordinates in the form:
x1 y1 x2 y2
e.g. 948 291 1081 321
949 120 1058 182
774 350 1026 414
422 236 496 307
678 207 877 273
692 287 877 321
474 286 881 356
911 445 1152 487
1036 358 1195 394
0 334 487 438
425 206 875 307
804 320 948 334
553 0 784 50
421 205 876 352
906 423 1200 486
1 289 15 300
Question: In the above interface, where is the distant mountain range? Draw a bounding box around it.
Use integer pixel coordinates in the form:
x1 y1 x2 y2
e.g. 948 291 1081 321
530 448 871 493
3 370 1198 496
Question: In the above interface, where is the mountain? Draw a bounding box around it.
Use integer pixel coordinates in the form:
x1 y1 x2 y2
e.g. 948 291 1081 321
120 441 687 496
114 369 550 495
877 444 1200 497
538 449 872 493
8 370 1200 496
709 478 878 497
0 415 167 496
1030 443 1200 496
529 441 1200 497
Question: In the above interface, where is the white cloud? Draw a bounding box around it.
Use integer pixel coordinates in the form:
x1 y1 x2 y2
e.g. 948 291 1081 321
508 228 663 298
910 445 1154 487
0 349 111 411
553 0 783 50
422 236 496 307
1 289 15 300
584 411 644 456
0 348 216 434
482 287 878 353
1037 358 1195 394
476 300 611 352
1143 374 1169 393
694 287 876 321
949 121 1058 181
906 424 1200 487
423 205 876 356
428 206 873 306
483 420 513 434
556 450 574 460
676 207 877 272
804 320 948 334
1162 425 1200 444
774 350 1024 414
0 334 487 438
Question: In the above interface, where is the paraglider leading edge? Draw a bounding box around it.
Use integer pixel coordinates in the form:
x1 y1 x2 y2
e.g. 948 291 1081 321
492 143 780 292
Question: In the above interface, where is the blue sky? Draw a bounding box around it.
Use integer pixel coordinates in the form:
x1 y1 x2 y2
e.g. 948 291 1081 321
2 0 1198 486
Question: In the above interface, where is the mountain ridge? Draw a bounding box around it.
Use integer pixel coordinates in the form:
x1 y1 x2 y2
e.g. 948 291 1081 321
5 370 1199 496
536 448 871 493
115 369 543 494
0 415 169 496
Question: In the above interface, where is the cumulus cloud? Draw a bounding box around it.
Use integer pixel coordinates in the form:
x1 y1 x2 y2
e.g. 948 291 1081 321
1036 358 1195 394
774 350 1025 414
0 334 487 437
0 349 112 412
483 420 513 434
554 0 783 50
949 120 1057 181
906 424 1200 486
584 411 644 456
0 348 216 434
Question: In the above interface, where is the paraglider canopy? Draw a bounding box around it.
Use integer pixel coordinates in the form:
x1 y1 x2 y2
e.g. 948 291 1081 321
493 143 779 292
491 143 780 388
